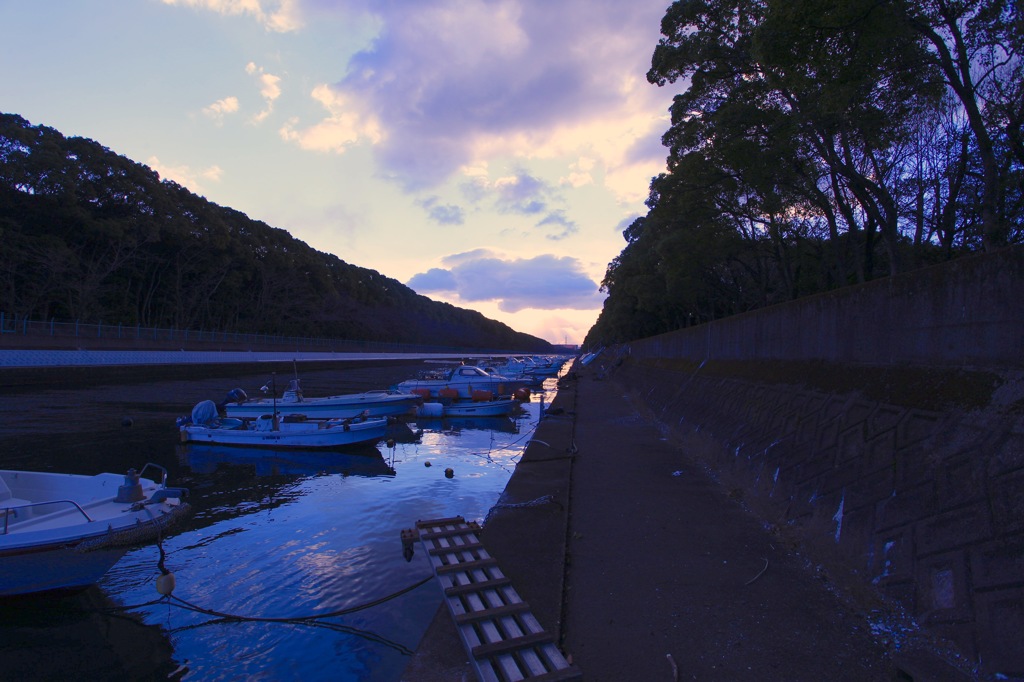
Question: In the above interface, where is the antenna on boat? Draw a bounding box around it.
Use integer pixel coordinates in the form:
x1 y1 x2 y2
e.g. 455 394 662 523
271 372 279 431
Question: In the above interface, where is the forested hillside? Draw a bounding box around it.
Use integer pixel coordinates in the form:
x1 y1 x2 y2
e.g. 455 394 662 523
586 0 1021 347
0 113 550 351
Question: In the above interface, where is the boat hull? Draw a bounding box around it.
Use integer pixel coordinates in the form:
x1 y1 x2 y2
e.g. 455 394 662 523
441 398 519 417
183 443 395 477
224 392 420 420
180 417 388 449
0 543 130 597
0 468 189 597
396 376 531 400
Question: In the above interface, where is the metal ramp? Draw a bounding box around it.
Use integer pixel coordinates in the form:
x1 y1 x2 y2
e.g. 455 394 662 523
403 516 581 682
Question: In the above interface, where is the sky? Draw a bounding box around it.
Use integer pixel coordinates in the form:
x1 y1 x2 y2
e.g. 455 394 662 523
0 1 675 346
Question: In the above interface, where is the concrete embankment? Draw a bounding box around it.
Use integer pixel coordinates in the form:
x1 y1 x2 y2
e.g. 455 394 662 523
405 360 985 681
406 247 1022 681
614 247 1024 680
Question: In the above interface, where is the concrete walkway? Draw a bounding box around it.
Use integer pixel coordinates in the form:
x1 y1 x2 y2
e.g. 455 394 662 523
403 361 974 681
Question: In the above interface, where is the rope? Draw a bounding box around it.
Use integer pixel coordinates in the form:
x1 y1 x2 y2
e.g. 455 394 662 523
482 492 560 526
107 573 433 621
166 611 416 656
166 573 434 623
102 573 435 656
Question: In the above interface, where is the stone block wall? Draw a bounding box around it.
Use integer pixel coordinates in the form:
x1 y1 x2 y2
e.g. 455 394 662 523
606 246 1024 678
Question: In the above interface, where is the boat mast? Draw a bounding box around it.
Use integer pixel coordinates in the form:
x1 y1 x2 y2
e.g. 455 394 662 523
271 372 279 431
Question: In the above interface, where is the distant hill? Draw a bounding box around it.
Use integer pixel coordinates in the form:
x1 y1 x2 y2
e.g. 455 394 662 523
0 113 551 352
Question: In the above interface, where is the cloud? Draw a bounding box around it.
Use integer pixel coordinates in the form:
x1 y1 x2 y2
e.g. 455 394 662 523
493 172 549 215
407 251 603 313
417 196 465 225
457 169 579 240
148 156 223 193
202 96 239 124
246 62 282 123
536 210 578 241
279 84 382 152
560 157 595 189
406 267 458 292
286 0 671 196
160 0 302 32
615 213 643 237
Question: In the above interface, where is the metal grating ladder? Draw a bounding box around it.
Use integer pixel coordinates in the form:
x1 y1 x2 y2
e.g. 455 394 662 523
404 516 582 682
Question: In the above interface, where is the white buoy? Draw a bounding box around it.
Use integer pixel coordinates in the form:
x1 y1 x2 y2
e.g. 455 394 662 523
419 402 444 417
156 572 176 596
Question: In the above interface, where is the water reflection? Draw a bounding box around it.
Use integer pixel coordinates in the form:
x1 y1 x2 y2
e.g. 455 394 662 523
180 443 397 477
412 415 519 434
0 365 561 681
0 588 182 679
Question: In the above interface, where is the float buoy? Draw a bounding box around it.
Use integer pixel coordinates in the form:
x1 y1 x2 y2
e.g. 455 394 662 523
419 402 444 417
156 572 176 596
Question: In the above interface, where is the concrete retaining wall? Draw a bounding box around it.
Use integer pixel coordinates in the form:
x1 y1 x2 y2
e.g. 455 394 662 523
606 245 1024 678
630 246 1023 369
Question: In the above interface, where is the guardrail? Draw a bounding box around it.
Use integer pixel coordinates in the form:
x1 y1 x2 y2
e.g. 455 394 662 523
0 312 473 354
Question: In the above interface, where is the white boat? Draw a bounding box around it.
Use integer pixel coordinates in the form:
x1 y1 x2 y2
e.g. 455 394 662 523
394 365 531 400
418 396 520 418
480 355 568 381
0 464 190 597
179 400 388 449
221 380 422 419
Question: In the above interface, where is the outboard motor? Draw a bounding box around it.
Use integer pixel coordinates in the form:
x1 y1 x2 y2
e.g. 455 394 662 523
223 388 248 405
191 400 220 426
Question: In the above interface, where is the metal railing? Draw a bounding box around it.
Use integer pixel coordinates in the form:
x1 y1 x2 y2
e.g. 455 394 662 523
0 312 503 354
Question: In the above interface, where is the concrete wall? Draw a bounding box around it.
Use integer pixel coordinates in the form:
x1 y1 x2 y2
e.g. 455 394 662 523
630 246 1023 369
606 245 1024 678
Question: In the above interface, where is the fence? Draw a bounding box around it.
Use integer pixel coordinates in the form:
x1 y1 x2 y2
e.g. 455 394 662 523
0 312 476 355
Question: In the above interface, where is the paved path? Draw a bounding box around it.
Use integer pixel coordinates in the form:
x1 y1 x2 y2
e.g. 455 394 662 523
402 361 969 681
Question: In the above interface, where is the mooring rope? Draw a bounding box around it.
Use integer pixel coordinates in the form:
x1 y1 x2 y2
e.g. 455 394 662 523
165 574 434 623
482 493 557 526
107 573 433 622
102 573 435 656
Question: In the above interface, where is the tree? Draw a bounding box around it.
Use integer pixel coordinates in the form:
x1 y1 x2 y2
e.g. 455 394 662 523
903 0 1023 249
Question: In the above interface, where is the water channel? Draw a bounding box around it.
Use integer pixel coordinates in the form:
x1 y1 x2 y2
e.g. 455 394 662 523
0 362 560 681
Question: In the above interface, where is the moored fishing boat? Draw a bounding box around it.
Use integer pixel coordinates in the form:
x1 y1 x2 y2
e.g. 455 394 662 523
418 396 520 418
394 364 531 400
221 380 422 419
179 400 388 449
0 464 189 597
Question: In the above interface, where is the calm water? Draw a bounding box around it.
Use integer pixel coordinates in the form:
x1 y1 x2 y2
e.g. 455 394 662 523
0 364 558 681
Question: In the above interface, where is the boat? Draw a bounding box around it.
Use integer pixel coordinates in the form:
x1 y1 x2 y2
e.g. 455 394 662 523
0 463 190 597
477 355 568 383
182 443 396 477
221 380 422 420
394 364 532 400
413 415 519 434
418 396 520 418
179 400 388 449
